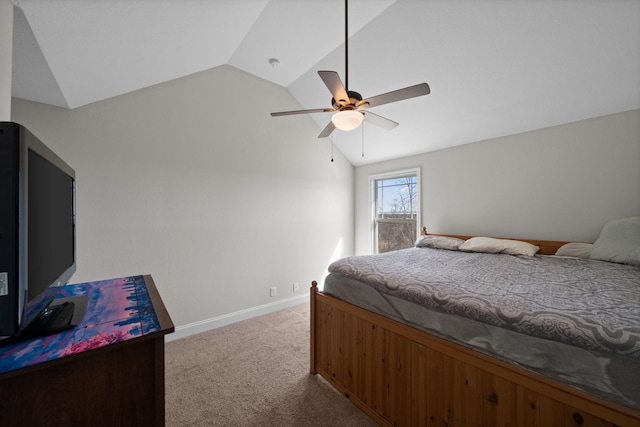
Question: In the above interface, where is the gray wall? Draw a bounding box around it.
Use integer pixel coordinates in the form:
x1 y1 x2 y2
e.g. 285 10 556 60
355 109 640 254
12 65 355 328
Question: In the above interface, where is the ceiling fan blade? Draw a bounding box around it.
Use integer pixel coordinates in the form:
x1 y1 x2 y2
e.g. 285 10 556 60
318 70 350 106
318 121 336 138
271 108 335 117
362 111 398 130
358 83 430 109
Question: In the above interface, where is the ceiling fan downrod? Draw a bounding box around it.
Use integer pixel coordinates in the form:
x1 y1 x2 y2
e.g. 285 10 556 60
345 0 349 91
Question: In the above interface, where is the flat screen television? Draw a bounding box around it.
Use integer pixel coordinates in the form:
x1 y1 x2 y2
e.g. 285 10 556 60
0 122 83 342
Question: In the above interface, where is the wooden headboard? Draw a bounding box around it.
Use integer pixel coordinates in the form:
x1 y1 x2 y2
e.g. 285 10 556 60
420 226 569 255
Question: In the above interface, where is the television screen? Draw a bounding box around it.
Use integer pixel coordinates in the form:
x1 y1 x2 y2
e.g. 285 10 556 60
27 149 75 299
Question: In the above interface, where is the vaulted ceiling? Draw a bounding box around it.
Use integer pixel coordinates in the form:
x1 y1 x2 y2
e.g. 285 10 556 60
11 0 640 165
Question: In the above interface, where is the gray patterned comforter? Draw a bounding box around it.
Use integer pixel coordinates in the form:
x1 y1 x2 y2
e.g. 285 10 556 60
328 247 640 358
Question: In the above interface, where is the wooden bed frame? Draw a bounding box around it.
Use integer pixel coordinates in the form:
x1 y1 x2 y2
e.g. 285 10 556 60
310 233 640 426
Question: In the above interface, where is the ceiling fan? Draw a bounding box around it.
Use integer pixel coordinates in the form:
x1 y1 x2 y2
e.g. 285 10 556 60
271 0 430 138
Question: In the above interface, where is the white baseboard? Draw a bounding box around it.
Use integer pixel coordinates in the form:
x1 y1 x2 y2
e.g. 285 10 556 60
165 293 310 342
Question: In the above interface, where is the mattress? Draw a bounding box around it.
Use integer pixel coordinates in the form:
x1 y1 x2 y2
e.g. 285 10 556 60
324 247 640 410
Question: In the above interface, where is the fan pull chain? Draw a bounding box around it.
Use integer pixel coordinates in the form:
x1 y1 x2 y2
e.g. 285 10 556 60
361 120 365 158
331 136 335 162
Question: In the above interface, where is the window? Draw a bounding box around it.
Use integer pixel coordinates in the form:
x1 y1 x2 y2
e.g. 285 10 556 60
370 168 420 254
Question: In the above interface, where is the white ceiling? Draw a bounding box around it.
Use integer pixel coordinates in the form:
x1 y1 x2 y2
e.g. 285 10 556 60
11 0 640 166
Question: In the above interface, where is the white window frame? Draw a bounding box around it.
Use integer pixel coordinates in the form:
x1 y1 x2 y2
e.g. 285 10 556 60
369 168 421 254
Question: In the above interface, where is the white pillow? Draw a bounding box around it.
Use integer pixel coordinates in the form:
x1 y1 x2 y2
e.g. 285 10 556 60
459 237 539 256
415 235 465 251
589 217 640 266
555 242 593 258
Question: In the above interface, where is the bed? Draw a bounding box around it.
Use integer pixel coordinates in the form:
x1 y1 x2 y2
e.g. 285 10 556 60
310 218 640 426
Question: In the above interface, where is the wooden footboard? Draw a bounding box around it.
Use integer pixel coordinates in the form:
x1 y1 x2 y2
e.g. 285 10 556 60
310 282 640 427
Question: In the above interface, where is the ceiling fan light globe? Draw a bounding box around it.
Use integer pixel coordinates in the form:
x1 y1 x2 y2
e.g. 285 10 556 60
331 110 364 131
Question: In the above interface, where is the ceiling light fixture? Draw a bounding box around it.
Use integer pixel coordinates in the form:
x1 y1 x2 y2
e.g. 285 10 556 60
331 110 363 131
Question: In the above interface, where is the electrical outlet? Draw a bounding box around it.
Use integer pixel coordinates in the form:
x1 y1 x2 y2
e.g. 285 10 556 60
293 282 300 292
270 286 277 297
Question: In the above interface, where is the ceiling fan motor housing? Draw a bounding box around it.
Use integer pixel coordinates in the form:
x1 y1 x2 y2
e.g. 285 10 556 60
332 90 363 110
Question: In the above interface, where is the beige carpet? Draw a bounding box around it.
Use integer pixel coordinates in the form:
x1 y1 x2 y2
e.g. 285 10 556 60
165 303 378 426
